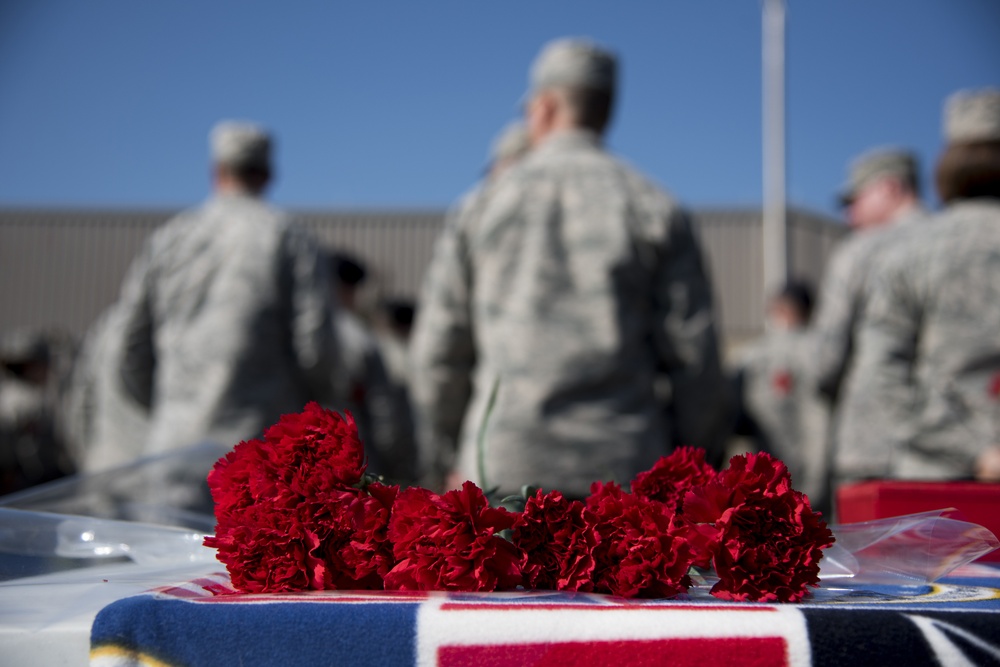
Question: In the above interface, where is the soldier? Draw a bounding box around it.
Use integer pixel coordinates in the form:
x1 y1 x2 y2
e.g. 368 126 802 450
734 281 829 512
115 121 342 463
410 38 727 498
856 87 1000 482
812 147 929 485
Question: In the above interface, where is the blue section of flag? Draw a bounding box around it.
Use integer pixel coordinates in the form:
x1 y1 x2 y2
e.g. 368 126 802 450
91 597 420 667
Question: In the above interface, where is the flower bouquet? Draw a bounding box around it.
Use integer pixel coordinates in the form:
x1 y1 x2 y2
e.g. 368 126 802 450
205 403 834 602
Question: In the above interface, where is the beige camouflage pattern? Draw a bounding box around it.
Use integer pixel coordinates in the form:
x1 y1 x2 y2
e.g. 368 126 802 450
810 209 928 481
116 193 342 456
410 129 726 498
854 198 1000 479
60 304 150 472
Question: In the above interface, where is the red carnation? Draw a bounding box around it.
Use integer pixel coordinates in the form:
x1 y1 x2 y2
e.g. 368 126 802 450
631 446 717 513
586 482 694 599
204 404 384 593
708 491 832 602
384 482 524 592
207 403 366 520
206 502 329 593
313 482 399 590
511 490 600 592
684 452 834 602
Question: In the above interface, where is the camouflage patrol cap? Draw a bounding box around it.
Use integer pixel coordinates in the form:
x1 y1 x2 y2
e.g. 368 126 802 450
838 147 919 206
944 88 1000 143
490 121 530 164
210 120 272 170
529 37 617 95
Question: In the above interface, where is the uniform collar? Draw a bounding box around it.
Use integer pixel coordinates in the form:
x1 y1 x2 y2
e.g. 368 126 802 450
535 128 603 154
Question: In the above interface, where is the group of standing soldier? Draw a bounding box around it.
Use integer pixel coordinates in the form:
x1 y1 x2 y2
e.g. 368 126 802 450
737 87 1000 515
4 37 998 520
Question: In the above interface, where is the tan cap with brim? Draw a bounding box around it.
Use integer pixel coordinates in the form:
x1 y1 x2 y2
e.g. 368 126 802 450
210 121 272 171
837 147 919 207
527 38 617 99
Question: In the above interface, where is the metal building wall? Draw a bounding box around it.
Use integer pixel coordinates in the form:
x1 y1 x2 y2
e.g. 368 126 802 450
0 207 846 344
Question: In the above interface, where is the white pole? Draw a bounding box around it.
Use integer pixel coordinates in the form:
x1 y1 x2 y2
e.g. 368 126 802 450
762 0 787 298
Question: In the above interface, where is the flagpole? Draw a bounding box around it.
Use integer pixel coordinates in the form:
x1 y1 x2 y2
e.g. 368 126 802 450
762 0 787 298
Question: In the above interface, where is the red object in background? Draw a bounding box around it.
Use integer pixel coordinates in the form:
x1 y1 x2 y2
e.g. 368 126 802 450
772 370 793 396
836 480 1000 562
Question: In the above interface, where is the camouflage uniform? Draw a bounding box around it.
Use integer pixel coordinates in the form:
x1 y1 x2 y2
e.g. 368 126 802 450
736 328 829 508
410 129 726 497
811 208 928 482
116 193 341 456
855 199 1000 479
60 304 150 472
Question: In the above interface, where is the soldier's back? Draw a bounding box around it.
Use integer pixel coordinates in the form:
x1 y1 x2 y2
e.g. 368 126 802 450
452 129 705 496
140 193 325 452
863 199 1000 478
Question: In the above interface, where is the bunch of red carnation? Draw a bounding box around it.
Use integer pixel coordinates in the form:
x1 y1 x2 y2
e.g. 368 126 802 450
206 403 833 602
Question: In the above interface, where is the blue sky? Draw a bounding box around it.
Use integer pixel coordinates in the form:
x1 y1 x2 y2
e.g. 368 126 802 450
0 1 997 217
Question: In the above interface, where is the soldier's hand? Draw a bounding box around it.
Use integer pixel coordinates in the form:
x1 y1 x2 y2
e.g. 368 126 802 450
974 447 1000 482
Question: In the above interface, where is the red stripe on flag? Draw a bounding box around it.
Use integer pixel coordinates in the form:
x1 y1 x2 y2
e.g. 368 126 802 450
439 603 776 612
439 637 788 667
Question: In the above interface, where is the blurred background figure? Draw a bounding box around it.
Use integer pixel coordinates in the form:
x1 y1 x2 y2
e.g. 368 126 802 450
811 147 929 487
375 299 417 388
112 120 342 507
373 298 419 480
410 37 727 498
856 87 1000 483
732 280 830 513
328 251 416 483
0 330 73 494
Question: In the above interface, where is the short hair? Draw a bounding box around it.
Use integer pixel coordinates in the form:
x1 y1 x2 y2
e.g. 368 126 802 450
330 252 367 287
774 280 815 324
935 140 1000 204
231 164 272 191
559 86 615 134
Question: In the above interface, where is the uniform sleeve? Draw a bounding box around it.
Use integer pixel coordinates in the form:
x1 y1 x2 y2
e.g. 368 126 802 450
409 204 477 488
116 244 157 410
653 208 730 466
852 256 920 459
284 225 345 406
811 241 864 402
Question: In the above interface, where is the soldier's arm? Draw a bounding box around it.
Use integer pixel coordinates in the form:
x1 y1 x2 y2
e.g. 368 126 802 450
653 208 730 467
116 245 157 410
852 259 920 457
810 243 862 402
409 212 476 489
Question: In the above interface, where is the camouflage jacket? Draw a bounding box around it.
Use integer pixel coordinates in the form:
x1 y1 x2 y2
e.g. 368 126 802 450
410 129 726 497
116 193 342 456
855 198 1000 479
810 207 929 481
